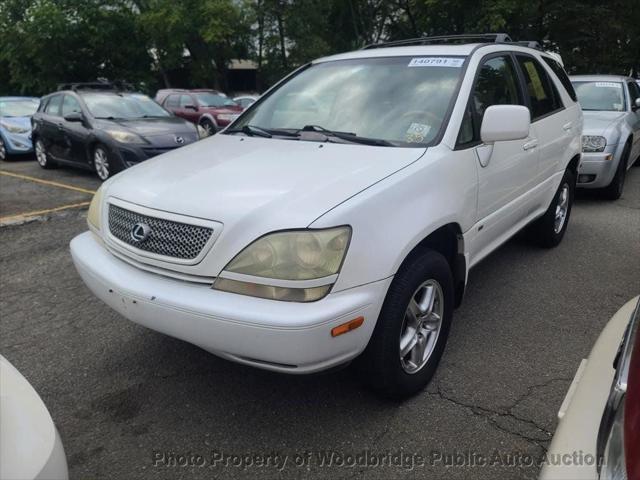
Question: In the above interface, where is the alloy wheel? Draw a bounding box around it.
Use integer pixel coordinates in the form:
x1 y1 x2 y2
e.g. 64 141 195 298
0 138 6 161
399 279 444 374
554 182 570 234
94 148 110 180
35 140 47 167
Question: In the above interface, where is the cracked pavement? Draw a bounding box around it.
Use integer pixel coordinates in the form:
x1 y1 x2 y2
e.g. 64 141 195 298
1 159 639 479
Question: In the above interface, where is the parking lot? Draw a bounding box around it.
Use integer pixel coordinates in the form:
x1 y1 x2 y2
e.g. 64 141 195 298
0 156 638 479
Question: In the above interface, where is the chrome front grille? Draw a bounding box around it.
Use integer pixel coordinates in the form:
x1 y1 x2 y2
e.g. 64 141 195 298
108 204 214 260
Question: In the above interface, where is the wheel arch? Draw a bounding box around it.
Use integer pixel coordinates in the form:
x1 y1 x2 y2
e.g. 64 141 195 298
397 223 466 308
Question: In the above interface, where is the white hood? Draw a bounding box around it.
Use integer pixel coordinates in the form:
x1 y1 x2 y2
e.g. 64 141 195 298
106 134 426 231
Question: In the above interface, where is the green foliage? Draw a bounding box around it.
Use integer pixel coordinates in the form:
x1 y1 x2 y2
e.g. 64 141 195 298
0 0 638 96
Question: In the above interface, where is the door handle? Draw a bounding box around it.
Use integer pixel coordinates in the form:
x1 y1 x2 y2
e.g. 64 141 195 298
523 138 538 151
563 122 573 132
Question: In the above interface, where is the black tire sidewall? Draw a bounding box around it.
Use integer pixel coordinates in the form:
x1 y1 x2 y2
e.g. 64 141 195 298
93 145 112 181
532 168 575 247
361 250 454 398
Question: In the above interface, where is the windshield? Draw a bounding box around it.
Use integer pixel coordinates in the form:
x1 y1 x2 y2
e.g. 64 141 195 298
232 56 466 146
194 92 237 107
82 93 171 119
572 81 626 112
0 99 39 117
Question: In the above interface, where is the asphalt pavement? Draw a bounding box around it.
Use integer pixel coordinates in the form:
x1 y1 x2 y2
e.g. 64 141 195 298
1 157 639 479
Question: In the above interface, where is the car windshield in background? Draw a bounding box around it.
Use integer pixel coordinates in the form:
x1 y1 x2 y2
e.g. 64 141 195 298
83 93 170 119
0 99 39 117
232 56 467 146
572 81 625 112
194 92 238 107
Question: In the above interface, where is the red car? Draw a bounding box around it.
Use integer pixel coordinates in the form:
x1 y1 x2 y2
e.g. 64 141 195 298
155 89 243 136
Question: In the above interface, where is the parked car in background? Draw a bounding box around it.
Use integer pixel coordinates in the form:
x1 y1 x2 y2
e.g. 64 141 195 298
540 296 639 480
32 83 203 180
155 89 243 136
0 355 68 480
71 34 582 398
570 75 640 199
0 96 39 161
233 95 258 109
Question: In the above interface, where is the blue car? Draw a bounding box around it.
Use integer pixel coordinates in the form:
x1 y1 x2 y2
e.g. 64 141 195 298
0 96 40 160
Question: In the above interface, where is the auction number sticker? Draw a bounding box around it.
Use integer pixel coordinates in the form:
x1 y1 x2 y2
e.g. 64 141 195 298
408 57 464 68
595 82 621 88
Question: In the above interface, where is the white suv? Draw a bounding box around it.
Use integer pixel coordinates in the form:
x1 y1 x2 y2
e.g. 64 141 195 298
71 34 582 398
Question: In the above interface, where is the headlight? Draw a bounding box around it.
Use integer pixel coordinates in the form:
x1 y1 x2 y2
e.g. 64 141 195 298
213 227 351 302
0 122 30 134
582 135 607 152
106 129 145 144
87 185 104 231
197 125 208 138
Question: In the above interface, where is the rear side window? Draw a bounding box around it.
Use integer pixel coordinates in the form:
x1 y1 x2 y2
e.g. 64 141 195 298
543 57 577 102
165 95 179 109
457 55 523 146
516 56 562 120
44 95 62 116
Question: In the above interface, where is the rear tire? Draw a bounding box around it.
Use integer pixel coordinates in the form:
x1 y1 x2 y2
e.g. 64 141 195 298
528 168 575 248
601 143 629 200
35 138 55 169
357 250 454 399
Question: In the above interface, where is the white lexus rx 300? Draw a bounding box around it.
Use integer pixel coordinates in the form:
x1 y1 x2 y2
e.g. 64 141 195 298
71 35 582 398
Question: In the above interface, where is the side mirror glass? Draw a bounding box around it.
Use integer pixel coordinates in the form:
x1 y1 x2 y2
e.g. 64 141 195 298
63 111 84 122
634 98 640 110
480 105 531 143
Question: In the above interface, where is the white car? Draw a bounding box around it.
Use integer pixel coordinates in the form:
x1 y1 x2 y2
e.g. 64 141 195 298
70 34 582 398
570 75 640 199
233 95 258 109
540 296 639 480
0 356 68 480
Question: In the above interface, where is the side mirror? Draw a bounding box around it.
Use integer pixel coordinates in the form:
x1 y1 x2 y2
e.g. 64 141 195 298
480 105 531 143
64 111 84 122
633 98 640 111
185 104 198 111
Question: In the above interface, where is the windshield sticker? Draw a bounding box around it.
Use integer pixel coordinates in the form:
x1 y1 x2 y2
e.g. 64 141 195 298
408 57 464 68
595 82 622 88
405 123 431 143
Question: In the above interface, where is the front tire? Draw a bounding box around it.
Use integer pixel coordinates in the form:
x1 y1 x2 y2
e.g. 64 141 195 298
0 136 7 161
35 138 55 169
93 145 113 181
200 119 216 136
529 168 575 248
601 143 629 200
358 250 454 399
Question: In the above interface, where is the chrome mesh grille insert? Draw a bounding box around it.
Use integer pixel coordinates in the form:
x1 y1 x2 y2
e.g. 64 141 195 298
108 204 213 260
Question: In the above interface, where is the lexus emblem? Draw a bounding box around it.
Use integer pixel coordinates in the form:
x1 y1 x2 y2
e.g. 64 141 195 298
131 223 151 242
174 135 185 145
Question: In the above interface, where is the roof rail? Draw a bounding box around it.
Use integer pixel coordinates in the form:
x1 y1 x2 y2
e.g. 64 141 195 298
362 33 512 50
512 41 543 50
56 81 133 92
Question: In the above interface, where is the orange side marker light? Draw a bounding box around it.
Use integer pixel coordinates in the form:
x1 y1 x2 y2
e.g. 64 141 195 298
331 316 364 337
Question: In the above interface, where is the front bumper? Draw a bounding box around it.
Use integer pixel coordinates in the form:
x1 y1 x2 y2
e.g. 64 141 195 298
1 131 33 154
539 297 639 480
70 231 390 374
577 147 619 189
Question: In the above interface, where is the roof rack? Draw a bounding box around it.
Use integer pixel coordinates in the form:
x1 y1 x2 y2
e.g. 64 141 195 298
512 41 543 50
56 81 133 92
362 33 513 50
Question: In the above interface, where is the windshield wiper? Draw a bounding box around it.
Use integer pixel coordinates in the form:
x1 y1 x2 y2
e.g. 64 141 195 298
299 125 393 147
225 125 300 138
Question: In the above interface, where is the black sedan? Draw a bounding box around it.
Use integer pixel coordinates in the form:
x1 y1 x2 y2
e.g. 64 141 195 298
32 85 203 180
